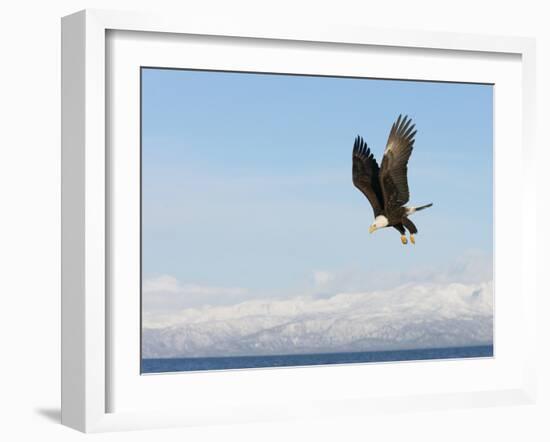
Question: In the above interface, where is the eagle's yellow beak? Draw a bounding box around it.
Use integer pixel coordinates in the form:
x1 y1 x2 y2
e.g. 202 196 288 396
369 225 376 234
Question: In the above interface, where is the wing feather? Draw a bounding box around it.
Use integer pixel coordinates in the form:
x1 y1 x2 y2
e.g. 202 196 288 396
380 115 416 212
352 136 384 216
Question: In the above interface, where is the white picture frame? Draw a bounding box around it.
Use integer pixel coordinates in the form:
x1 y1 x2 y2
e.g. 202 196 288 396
61 9 537 433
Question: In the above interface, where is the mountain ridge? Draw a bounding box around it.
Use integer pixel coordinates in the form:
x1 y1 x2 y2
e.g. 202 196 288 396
142 280 493 358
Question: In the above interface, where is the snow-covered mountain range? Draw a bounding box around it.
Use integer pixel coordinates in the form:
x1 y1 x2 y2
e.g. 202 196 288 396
142 280 493 358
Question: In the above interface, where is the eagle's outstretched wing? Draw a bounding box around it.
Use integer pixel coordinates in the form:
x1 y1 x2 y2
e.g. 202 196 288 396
352 136 384 216
380 115 416 212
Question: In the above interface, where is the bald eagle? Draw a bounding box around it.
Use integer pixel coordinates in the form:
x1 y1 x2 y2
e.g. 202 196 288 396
352 115 432 245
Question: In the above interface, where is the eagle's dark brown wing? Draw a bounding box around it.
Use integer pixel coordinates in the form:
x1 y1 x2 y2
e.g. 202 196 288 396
380 115 416 213
352 136 384 217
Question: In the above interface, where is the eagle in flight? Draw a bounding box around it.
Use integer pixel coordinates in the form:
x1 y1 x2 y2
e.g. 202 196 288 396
352 115 432 245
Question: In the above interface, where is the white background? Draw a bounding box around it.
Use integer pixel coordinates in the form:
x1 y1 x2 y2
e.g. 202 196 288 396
0 1 548 441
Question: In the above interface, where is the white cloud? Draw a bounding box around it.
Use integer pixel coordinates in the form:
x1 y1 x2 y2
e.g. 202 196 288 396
312 270 335 286
144 275 247 296
142 275 248 312
305 250 493 297
143 275 180 293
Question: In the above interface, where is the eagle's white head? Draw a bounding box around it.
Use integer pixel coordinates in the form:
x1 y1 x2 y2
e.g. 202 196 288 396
369 215 389 233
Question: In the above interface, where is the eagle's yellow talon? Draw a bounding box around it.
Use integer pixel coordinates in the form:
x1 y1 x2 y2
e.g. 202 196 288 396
401 235 408 245
410 234 415 244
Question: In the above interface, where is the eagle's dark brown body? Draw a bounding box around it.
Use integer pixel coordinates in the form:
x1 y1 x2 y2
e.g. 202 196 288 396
352 115 432 244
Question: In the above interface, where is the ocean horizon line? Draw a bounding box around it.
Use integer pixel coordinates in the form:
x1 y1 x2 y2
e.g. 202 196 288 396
142 343 494 361
141 344 494 374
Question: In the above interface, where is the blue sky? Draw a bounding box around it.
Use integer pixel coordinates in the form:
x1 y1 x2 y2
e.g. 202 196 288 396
141 68 493 305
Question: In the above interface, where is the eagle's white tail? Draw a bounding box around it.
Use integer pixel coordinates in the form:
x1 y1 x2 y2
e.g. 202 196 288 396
406 203 433 215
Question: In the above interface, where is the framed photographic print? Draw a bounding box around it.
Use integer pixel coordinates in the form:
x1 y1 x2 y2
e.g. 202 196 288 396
61 9 537 433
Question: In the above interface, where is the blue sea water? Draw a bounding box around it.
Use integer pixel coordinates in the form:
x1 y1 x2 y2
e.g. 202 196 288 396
141 345 493 374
